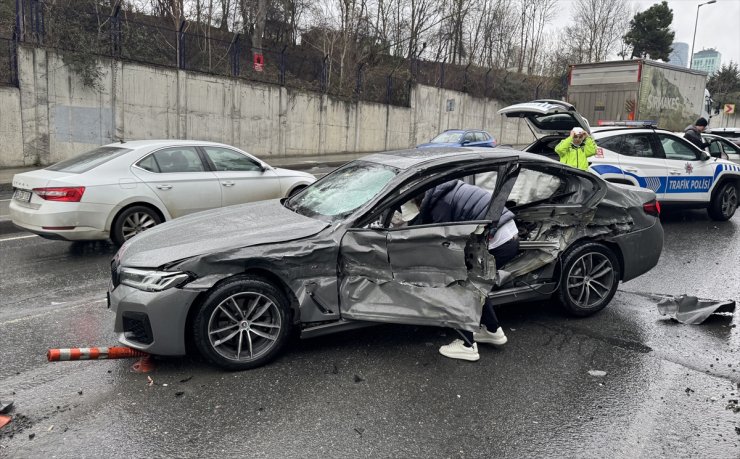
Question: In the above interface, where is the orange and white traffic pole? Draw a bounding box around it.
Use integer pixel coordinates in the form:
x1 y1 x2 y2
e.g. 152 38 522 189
47 346 148 362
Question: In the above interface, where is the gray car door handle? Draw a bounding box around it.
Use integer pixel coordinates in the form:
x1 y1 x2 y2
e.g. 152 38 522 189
669 170 682 175
442 241 451 247
156 184 173 190
222 181 235 187
623 167 639 173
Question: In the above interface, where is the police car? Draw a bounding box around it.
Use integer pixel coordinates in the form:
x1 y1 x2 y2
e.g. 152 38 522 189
498 100 740 221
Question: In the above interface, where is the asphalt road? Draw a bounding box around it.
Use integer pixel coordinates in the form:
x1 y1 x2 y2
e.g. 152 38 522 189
1 182 739 457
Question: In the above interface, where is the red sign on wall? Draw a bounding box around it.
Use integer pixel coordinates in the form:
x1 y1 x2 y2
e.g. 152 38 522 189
253 53 264 72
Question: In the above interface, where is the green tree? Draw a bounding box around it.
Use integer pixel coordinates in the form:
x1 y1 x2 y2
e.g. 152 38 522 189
707 62 740 108
623 1 674 60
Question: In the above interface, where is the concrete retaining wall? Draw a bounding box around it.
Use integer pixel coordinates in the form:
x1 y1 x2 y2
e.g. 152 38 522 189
0 45 534 168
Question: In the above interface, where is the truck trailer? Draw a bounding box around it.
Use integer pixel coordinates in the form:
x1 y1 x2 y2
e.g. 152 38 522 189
567 60 711 132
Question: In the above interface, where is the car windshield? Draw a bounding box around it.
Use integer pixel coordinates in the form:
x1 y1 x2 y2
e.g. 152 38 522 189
285 161 398 222
431 132 463 143
46 146 132 173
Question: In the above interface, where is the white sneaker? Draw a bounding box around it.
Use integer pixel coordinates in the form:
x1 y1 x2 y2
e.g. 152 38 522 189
474 325 508 346
439 339 480 361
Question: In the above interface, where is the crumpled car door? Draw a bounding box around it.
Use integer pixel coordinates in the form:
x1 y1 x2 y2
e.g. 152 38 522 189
338 161 520 331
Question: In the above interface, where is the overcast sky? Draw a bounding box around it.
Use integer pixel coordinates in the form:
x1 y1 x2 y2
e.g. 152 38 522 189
556 0 740 66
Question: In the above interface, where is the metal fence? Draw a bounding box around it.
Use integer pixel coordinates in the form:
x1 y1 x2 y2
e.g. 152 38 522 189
3 0 560 103
0 36 18 87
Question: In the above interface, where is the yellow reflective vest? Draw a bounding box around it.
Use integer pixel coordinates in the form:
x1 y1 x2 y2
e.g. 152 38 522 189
554 137 597 171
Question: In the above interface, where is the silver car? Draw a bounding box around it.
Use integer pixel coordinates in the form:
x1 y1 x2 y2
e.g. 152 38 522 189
109 148 664 370
10 140 316 245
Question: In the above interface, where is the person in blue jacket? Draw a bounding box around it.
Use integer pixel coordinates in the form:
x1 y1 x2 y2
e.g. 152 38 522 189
409 179 519 362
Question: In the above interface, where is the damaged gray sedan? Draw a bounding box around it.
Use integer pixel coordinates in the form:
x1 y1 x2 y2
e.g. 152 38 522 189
109 148 663 370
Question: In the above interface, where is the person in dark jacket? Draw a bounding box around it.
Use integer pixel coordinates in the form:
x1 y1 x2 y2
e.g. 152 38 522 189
413 180 518 362
684 117 710 150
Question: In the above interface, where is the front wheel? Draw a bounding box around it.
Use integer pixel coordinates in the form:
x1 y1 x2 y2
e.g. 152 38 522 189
708 182 738 221
192 276 292 371
557 242 620 317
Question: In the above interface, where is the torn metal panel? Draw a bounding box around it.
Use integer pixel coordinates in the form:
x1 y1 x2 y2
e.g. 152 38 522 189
175 233 342 323
657 295 736 325
339 223 492 330
340 276 485 331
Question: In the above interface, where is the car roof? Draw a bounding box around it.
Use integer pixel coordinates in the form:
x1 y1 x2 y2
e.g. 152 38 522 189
102 139 233 149
358 147 553 170
590 126 678 135
442 129 489 133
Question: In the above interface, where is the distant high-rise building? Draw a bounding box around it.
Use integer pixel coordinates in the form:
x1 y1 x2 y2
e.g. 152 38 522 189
668 42 689 67
692 48 722 75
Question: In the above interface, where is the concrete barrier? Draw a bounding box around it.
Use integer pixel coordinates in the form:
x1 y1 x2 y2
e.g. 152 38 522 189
0 45 535 168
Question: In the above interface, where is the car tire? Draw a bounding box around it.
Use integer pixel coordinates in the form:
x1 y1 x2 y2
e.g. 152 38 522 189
557 242 620 317
707 182 738 221
288 185 307 198
192 275 292 371
111 205 162 246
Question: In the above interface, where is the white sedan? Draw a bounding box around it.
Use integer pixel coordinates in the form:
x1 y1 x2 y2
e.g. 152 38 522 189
10 140 316 245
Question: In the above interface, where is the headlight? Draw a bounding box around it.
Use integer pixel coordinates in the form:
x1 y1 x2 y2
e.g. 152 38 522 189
119 268 191 292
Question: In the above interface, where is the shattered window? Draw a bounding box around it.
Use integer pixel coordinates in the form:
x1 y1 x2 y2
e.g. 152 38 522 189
286 161 398 221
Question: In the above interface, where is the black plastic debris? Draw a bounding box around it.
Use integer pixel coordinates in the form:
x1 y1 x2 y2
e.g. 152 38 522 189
354 374 365 383
657 295 736 325
0 401 13 414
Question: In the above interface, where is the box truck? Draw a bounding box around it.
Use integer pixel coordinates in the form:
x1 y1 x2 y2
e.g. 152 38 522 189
567 60 711 131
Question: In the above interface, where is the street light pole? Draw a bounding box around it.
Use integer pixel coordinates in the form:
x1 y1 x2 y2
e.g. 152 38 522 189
690 0 716 69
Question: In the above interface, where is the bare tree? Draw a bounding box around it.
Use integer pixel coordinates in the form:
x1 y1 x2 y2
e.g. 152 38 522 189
566 0 632 63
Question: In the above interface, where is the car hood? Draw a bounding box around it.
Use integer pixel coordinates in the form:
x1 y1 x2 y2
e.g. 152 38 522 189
115 200 329 268
497 100 591 138
272 167 316 180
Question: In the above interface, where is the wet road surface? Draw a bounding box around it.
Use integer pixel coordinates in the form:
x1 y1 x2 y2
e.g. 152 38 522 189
1 201 739 457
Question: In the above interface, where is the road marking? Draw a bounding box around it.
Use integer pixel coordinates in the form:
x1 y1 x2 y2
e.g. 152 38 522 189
0 199 11 202
0 234 38 242
0 299 106 326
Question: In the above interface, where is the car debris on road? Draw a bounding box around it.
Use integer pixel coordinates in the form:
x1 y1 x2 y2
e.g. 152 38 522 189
656 294 736 325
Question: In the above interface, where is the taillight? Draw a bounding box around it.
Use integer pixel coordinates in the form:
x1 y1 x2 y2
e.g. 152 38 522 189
643 199 661 217
33 187 85 202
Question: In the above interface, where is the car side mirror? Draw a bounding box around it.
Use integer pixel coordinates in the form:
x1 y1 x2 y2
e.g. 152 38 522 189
709 150 721 159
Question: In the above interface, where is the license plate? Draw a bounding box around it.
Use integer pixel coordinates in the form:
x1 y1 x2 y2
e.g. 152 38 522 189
13 189 32 202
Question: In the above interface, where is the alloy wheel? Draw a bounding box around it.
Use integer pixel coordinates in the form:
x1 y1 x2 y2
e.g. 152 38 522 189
721 186 738 218
121 211 158 240
207 292 282 362
565 252 615 309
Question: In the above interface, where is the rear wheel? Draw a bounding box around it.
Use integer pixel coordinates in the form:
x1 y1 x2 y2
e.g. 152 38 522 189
192 276 291 371
111 205 162 246
557 242 620 317
708 182 738 221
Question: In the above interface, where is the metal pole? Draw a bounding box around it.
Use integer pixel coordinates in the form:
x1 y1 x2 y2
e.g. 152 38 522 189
690 1 716 69
280 45 287 85
178 20 186 69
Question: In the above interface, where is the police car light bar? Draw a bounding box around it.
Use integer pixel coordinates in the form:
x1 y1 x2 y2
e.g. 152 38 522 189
597 120 658 127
